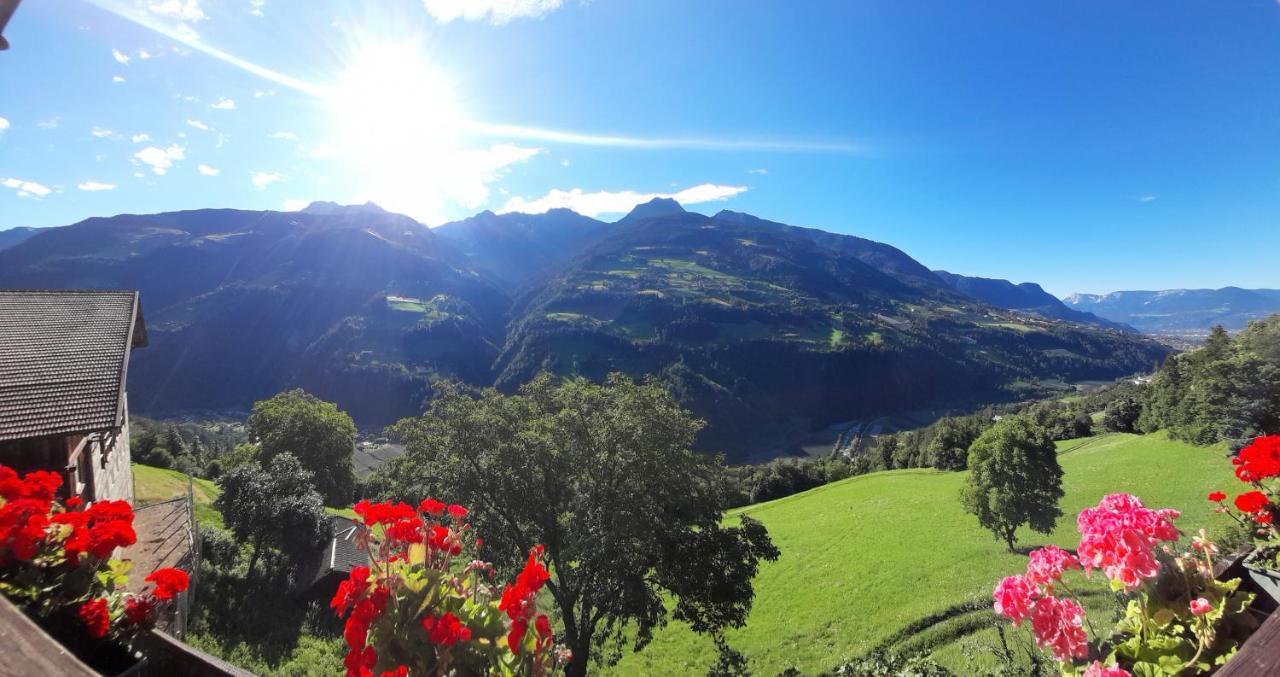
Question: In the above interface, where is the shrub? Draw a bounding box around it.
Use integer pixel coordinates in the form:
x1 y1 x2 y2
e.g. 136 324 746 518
143 447 174 469
198 524 241 571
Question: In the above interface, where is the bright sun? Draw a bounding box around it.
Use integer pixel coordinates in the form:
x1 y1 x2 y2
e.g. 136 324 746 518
327 44 465 222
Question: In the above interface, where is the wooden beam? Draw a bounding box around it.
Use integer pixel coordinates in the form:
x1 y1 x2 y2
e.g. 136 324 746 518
0 596 96 677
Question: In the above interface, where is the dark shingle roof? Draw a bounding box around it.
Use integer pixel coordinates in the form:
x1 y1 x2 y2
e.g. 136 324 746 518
311 516 369 587
0 290 146 441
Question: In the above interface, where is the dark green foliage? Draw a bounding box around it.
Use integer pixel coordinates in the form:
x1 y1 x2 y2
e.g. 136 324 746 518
248 389 357 506
1025 401 1092 441
142 447 174 469
928 417 988 470
707 634 751 677
198 524 241 571
960 416 1064 551
378 373 779 677
1136 316 1280 448
827 650 953 677
214 453 331 576
1103 396 1142 433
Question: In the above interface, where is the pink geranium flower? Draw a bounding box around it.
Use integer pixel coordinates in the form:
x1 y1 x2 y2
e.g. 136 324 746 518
992 575 1037 626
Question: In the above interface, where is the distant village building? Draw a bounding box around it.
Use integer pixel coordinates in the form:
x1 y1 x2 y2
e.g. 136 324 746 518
0 290 147 504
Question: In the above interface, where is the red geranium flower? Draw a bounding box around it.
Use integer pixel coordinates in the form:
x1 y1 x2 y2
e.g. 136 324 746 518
1234 435 1280 482
1235 490 1270 515
1208 491 1227 502
146 567 190 600
124 596 156 626
422 612 472 646
354 500 416 527
78 598 111 639
419 498 446 516
447 504 468 520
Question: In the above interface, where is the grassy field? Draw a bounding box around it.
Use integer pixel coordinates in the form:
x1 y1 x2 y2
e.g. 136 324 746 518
132 464 356 528
132 464 225 528
609 433 1237 676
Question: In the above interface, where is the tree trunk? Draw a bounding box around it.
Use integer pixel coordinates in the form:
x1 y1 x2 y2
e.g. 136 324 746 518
564 643 590 677
1004 527 1017 553
247 536 263 575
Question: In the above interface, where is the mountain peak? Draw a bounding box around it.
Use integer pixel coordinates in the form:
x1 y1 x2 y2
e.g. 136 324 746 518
618 197 685 223
301 201 388 215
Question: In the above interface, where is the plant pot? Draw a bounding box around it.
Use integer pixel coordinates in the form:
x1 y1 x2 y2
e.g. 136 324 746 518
1244 561 1280 604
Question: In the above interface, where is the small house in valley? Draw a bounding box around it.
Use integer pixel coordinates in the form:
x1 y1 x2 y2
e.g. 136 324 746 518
0 289 147 504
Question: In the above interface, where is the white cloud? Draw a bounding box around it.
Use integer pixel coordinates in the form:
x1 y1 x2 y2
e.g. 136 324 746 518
500 183 748 218
112 49 131 64
269 131 298 141
211 98 236 110
77 181 117 191
138 49 155 60
37 117 60 129
253 89 275 98
91 126 122 140
2 177 53 198
186 119 210 131
251 171 285 189
197 164 220 176
0 117 9 133
1139 194 1157 203
422 0 563 24
133 144 185 175
282 199 308 211
148 0 207 22
113 75 126 83
131 133 151 143
249 0 265 16
560 158 570 167
747 168 768 175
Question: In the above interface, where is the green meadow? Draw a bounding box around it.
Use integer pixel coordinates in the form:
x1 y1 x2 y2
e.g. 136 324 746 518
610 433 1237 675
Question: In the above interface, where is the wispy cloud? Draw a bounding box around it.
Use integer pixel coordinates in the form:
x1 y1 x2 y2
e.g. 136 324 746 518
91 126 123 140
747 168 768 175
112 48 131 64
131 133 151 143
251 171 285 188
422 0 563 24
147 0 206 22
253 89 275 98
211 97 236 110
113 75 126 83
134 144 186 175
83 0 864 156
186 119 211 131
198 164 220 176
77 181 117 191
0 117 9 134
1138 194 1157 203
37 117 60 130
500 183 748 217
249 0 265 16
2 178 53 198
269 131 299 141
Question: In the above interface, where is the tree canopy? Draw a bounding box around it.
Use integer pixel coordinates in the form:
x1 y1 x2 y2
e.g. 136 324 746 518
247 389 357 505
214 453 331 575
960 415 1064 551
376 373 779 677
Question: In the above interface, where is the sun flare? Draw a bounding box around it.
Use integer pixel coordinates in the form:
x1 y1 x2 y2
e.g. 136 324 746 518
327 44 465 221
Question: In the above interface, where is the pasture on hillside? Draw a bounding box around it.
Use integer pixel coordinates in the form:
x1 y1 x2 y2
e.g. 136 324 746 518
609 433 1238 676
131 464 356 528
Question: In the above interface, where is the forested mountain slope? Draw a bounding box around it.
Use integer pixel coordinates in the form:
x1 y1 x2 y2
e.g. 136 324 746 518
0 200 1169 459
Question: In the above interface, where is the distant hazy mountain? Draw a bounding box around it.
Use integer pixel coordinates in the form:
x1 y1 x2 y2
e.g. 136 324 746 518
1064 287 1280 334
0 227 42 252
434 208 606 291
0 199 1169 460
934 271 1133 332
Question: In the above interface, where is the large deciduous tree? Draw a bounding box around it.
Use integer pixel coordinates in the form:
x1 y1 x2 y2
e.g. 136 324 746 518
214 453 331 574
247 389 357 506
378 373 780 677
960 415 1063 551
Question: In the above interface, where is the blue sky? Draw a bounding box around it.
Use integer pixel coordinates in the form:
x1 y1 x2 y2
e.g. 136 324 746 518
2 1 1279 296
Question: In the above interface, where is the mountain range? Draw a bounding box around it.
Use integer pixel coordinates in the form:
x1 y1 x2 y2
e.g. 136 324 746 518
1064 288 1280 336
0 200 1169 460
